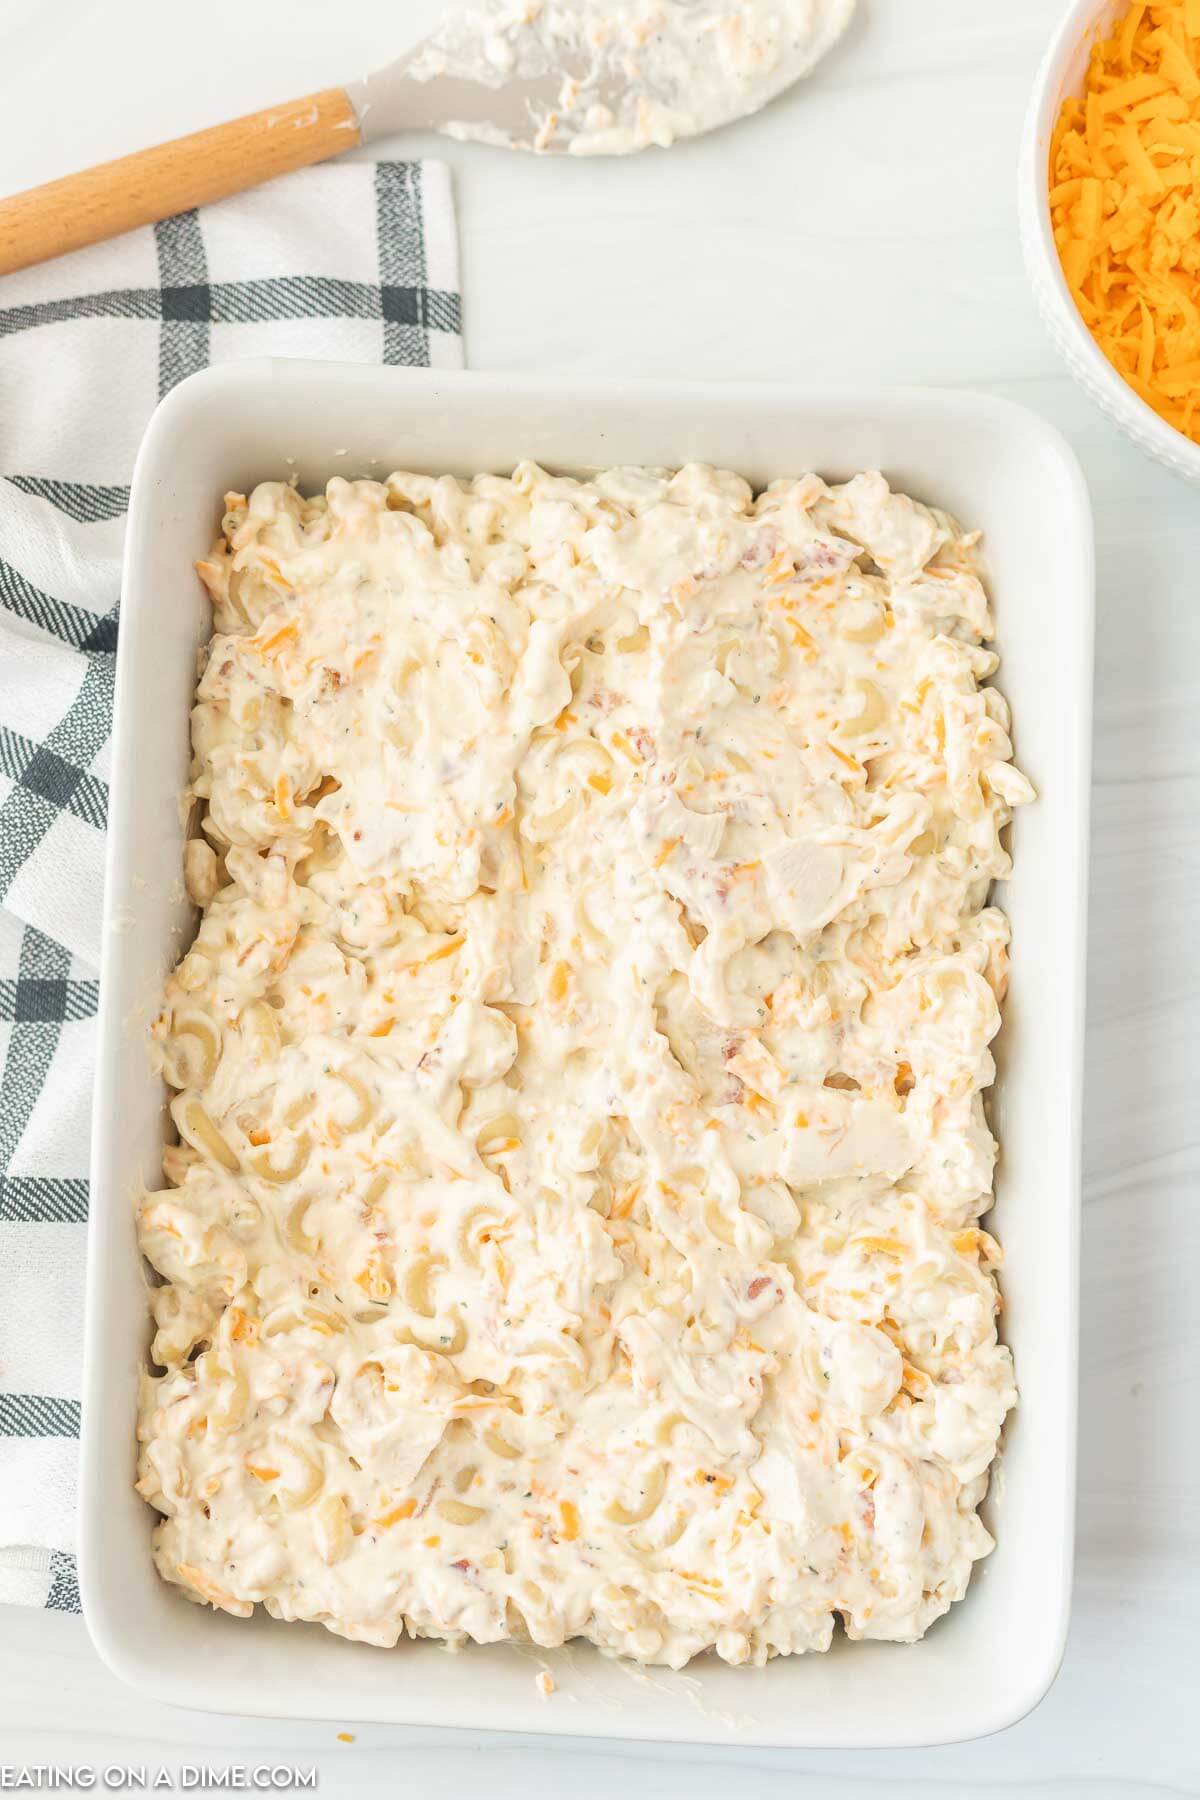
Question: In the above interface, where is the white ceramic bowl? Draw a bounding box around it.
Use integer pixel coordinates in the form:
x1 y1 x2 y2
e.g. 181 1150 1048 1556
1020 0 1200 483
82 363 1092 1746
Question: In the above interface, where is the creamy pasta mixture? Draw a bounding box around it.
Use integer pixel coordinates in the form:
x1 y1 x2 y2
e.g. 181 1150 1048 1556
398 0 856 155
136 461 1031 1669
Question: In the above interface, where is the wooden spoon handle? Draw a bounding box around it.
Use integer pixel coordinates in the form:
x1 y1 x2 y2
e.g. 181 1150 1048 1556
0 88 362 278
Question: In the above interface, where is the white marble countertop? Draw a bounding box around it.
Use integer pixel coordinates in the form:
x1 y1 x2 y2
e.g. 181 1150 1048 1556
0 0 1194 1792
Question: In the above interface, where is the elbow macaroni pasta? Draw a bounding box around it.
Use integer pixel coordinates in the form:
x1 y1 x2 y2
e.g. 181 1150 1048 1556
136 460 1030 1668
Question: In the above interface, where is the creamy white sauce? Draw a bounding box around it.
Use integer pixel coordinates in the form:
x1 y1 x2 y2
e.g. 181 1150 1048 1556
405 0 856 153
137 461 1029 1668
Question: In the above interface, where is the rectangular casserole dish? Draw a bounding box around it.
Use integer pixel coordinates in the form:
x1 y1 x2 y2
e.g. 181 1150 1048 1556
81 363 1092 1747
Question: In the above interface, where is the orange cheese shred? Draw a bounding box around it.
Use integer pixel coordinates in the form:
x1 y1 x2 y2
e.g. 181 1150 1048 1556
1050 0 1200 441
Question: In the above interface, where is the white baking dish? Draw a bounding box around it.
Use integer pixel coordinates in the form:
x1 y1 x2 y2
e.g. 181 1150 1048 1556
81 364 1092 1748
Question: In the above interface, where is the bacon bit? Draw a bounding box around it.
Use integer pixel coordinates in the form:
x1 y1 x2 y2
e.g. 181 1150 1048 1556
654 836 680 869
559 1500 581 1542
245 1463 280 1483
451 1558 472 1571
746 1276 773 1301
587 683 624 713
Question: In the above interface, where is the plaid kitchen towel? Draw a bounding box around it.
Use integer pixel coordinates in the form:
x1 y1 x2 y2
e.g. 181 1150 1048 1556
0 159 463 1610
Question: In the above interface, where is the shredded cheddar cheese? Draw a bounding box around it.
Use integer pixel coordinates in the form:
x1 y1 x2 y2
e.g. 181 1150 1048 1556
1051 0 1200 440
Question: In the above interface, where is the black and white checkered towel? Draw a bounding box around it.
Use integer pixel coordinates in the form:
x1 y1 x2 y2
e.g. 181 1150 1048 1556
0 160 463 1611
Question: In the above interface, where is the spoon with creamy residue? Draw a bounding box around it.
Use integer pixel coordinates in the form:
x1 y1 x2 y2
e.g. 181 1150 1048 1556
0 0 856 276
367 0 858 155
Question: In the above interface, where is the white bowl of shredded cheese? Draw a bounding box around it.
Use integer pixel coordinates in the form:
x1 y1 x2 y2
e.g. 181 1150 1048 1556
1020 0 1200 483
